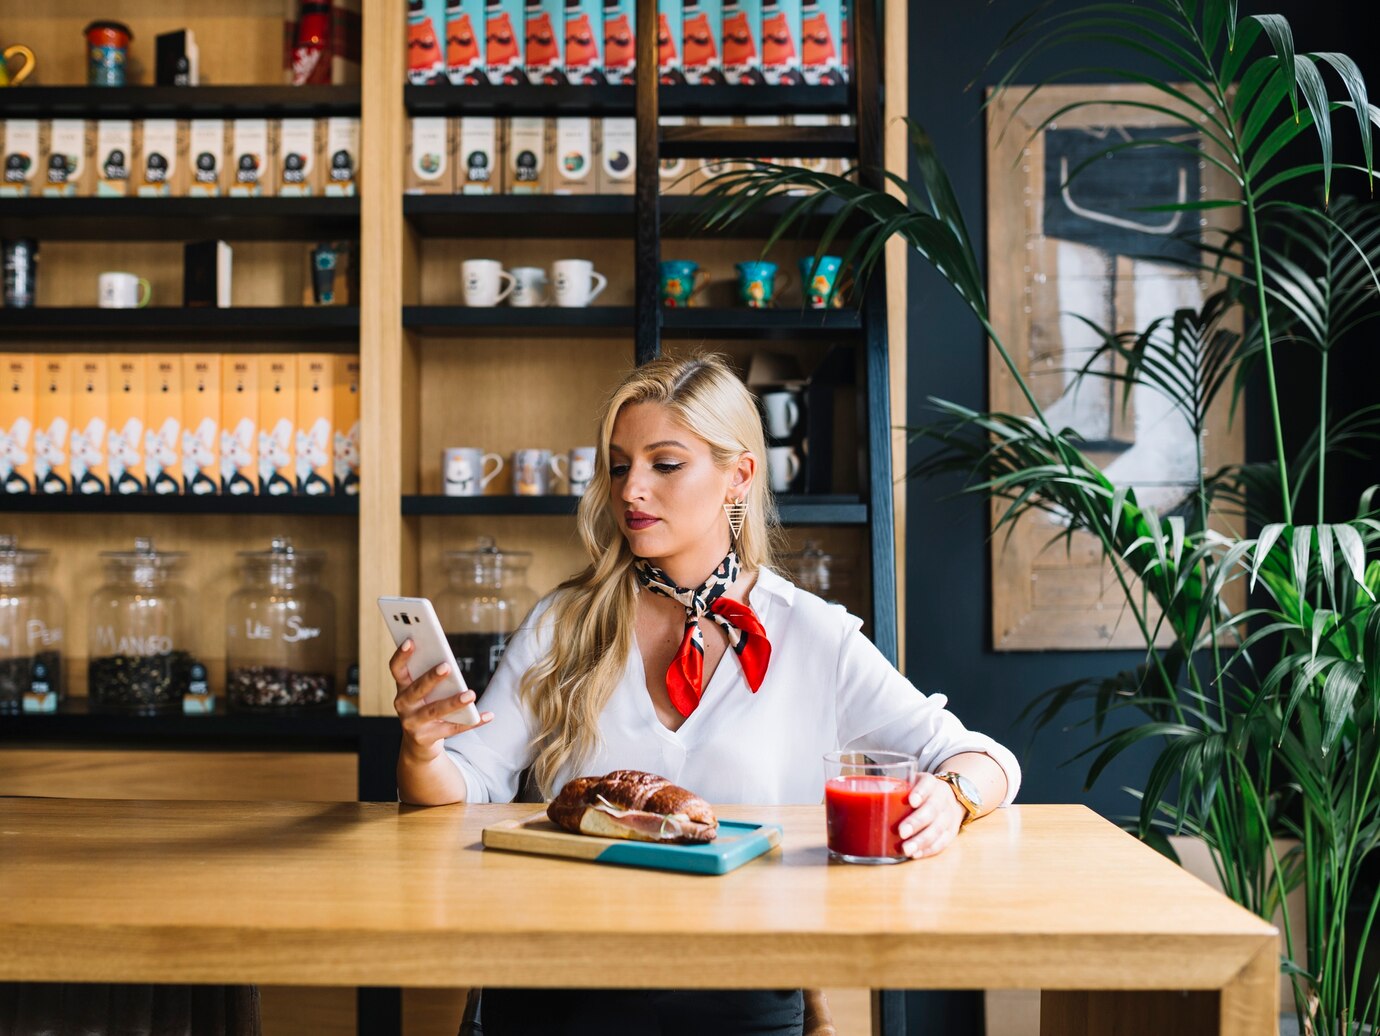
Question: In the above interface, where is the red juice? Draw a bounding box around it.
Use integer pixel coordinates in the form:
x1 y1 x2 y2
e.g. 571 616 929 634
825 774 912 859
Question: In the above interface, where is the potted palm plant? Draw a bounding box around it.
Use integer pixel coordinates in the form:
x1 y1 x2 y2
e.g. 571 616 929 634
694 1 1380 1031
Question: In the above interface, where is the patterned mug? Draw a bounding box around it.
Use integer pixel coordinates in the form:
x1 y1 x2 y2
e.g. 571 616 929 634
659 259 710 307
736 261 790 309
798 255 847 309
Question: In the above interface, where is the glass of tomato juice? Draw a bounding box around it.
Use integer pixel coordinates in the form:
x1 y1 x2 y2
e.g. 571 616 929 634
823 750 918 864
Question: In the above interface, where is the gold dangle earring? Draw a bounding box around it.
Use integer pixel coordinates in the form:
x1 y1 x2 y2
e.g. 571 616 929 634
723 497 747 543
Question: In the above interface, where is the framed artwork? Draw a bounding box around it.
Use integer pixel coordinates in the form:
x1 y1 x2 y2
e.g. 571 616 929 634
984 83 1245 651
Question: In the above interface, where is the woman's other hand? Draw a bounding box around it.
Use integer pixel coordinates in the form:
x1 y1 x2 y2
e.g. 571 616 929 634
897 772 966 859
390 639 492 761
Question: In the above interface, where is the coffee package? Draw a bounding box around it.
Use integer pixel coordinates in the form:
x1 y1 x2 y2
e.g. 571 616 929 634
0 120 42 198
108 356 147 495
405 117 454 195
333 356 360 495
406 0 447 85
182 355 220 495
800 0 844 84
296 354 334 496
221 357 257 495
323 117 360 196
70 356 108 495
136 119 187 197
525 0 565 83
760 0 801 84
602 0 636 84
258 356 296 497
505 117 548 194
444 0 486 84
458 117 500 194
722 0 762 84
552 117 595 194
187 119 228 197
228 119 274 197
277 118 322 196
95 120 135 197
564 0 603 83
485 0 528 83
145 356 182 494
597 117 635 194
658 116 691 193
0 354 35 494
34 356 71 495
42 120 93 198
682 0 724 84
659 0 684 83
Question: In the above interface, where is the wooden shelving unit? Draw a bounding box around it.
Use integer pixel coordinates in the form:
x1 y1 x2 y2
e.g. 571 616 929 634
1 2 906 1030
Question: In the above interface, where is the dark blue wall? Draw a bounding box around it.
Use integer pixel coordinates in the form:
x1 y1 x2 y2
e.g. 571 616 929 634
900 3 1369 1031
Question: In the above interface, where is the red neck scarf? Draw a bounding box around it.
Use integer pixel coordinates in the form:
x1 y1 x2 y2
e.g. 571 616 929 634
633 552 772 718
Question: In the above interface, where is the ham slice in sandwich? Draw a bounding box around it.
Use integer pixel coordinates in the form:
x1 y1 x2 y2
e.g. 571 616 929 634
547 769 718 844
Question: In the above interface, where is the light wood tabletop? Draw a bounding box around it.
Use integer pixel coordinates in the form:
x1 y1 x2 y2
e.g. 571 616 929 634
0 798 1277 1034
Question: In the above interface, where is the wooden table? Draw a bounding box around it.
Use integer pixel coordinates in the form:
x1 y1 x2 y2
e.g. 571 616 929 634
0 798 1277 1035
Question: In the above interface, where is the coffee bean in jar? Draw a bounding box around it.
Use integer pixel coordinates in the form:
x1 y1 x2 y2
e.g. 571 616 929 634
89 650 194 714
88 539 193 715
227 665 335 710
225 538 337 713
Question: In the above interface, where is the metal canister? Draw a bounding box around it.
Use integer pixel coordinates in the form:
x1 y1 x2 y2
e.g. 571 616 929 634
2 238 36 309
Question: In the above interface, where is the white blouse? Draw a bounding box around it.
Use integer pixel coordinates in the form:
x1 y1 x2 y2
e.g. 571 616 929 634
444 566 1021 807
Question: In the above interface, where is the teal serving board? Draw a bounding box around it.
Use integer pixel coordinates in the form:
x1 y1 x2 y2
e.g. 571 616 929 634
481 811 782 875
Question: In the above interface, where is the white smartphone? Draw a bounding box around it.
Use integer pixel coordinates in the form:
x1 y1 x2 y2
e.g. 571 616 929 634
378 595 483 726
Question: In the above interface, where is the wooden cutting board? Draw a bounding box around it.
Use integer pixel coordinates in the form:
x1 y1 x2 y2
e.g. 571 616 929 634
481 810 783 875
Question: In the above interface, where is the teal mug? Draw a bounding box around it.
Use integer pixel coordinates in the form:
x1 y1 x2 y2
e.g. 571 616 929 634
736 261 790 309
660 259 710 307
799 255 848 309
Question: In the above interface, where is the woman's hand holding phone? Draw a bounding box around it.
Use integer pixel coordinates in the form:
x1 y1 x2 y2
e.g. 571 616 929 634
390 639 493 761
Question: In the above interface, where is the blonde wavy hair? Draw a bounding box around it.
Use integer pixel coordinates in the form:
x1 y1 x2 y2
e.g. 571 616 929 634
518 353 784 796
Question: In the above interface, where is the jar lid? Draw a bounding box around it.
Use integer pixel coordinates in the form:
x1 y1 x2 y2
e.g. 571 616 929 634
443 535 532 567
84 20 134 37
99 537 185 565
236 537 325 564
0 534 49 564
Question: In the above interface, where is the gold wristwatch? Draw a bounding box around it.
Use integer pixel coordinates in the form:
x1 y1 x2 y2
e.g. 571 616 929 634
933 771 983 828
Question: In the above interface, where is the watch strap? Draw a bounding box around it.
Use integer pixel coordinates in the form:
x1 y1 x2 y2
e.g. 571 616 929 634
934 771 981 827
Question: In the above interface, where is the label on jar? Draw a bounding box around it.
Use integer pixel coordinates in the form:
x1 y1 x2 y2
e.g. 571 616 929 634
27 619 62 649
93 628 174 657
238 616 321 642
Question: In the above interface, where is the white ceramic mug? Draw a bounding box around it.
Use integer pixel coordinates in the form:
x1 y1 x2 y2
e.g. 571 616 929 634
512 448 566 495
767 445 801 492
98 271 151 309
551 259 607 308
462 259 515 307
442 447 504 497
567 445 597 496
509 266 549 308
761 390 801 438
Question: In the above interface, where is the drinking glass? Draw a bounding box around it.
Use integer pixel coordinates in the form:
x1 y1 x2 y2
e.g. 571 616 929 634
823 750 917 864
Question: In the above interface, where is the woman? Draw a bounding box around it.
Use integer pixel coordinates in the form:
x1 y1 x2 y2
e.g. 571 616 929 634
392 354 1020 1036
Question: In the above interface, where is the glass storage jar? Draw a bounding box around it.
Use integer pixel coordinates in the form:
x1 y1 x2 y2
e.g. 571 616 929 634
88 538 192 714
435 536 537 697
0 535 65 713
782 539 851 605
225 537 336 712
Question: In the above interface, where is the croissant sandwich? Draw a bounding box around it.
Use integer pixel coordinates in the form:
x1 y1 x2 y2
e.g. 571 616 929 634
547 770 718 844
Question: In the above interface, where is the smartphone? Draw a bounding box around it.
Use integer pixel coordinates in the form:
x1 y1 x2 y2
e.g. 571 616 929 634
378 595 484 726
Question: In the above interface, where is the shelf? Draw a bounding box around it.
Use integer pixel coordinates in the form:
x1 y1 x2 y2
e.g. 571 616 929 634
404 193 634 236
402 193 852 238
402 494 866 524
0 198 359 241
0 307 359 342
403 83 848 117
0 494 360 515
0 85 361 119
402 306 634 334
660 123 856 159
662 307 861 339
0 698 397 747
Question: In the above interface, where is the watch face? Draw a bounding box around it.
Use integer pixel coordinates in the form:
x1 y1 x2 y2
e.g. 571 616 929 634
953 773 982 811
